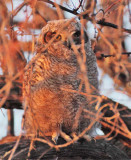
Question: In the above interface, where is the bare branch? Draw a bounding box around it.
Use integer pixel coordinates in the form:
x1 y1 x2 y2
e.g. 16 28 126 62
97 52 131 59
73 0 84 12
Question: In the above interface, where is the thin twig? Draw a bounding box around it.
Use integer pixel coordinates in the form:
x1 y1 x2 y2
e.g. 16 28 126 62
11 1 28 17
74 0 84 12
38 0 79 15
100 52 131 58
10 0 131 33
97 19 131 34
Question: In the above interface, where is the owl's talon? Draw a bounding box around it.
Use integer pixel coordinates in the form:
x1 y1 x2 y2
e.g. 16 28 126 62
71 132 78 140
52 132 59 144
83 134 92 141
60 130 72 142
93 137 96 142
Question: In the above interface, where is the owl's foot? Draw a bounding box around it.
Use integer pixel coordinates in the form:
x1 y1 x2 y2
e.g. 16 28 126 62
52 132 59 144
60 130 72 142
71 132 79 141
83 134 92 141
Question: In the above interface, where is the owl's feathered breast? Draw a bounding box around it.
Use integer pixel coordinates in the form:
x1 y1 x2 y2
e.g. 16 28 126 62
23 49 79 96
23 47 83 135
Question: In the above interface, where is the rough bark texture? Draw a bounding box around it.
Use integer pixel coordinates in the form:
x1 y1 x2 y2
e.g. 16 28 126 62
0 138 130 160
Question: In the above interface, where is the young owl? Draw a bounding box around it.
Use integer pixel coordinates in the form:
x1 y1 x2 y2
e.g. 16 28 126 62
23 19 100 142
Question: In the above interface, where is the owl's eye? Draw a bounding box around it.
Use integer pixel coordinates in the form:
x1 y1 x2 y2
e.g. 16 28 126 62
55 35 62 41
44 31 61 43
73 31 81 38
44 31 55 43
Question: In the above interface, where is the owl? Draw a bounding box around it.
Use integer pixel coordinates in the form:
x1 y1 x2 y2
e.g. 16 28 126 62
23 19 100 143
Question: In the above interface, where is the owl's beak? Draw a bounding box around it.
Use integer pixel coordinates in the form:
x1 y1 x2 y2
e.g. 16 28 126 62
63 39 71 49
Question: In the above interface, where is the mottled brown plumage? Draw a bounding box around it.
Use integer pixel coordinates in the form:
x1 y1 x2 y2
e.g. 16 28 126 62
23 19 100 142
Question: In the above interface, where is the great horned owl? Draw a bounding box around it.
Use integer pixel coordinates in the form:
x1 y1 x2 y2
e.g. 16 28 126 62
23 19 100 142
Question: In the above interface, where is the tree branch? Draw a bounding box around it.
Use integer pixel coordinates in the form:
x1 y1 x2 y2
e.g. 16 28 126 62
0 138 130 159
99 52 131 58
10 0 131 33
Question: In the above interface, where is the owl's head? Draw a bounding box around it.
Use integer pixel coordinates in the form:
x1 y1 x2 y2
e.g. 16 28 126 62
37 19 89 51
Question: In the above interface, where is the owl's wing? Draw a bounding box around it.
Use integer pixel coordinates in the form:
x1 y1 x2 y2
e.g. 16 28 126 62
23 53 40 99
23 61 33 99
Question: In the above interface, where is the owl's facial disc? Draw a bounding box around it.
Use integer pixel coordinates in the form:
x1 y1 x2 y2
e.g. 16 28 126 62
43 29 89 51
